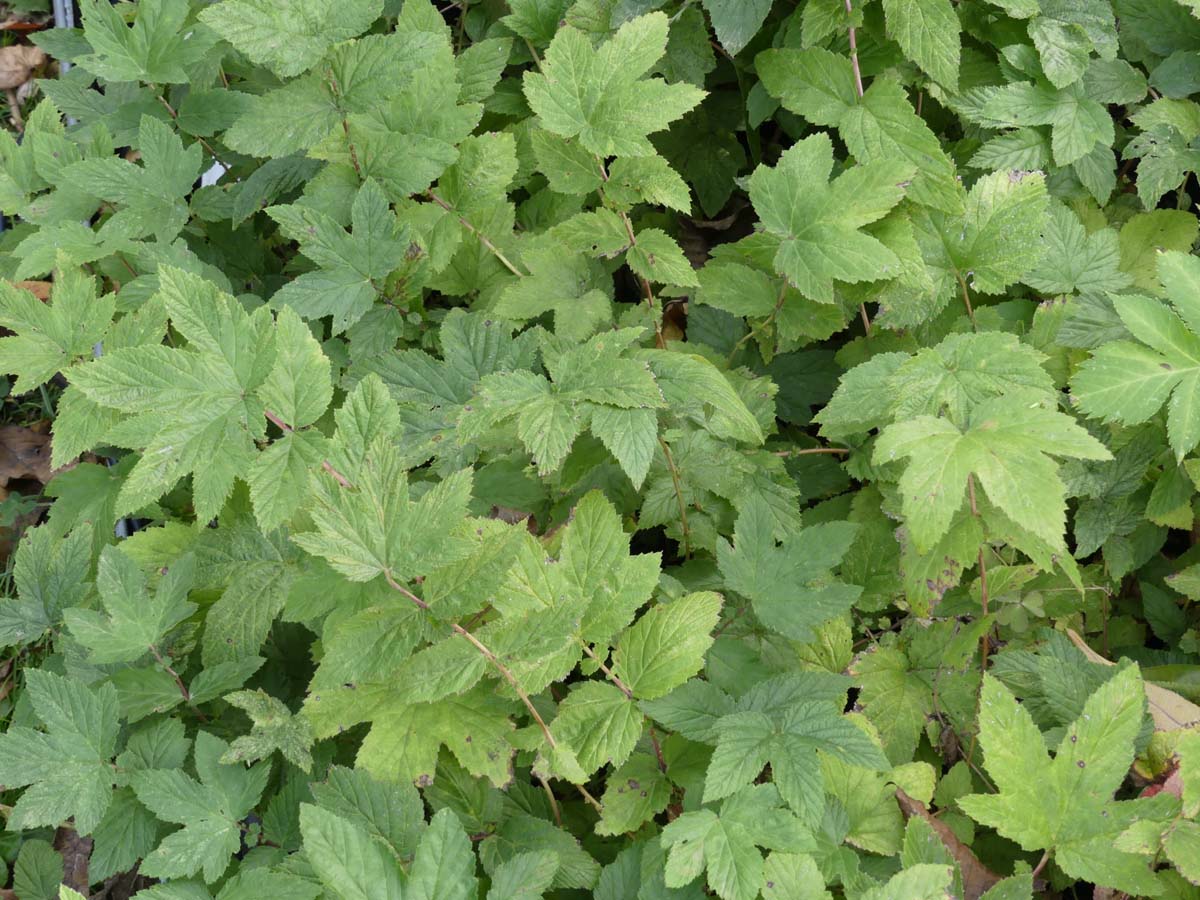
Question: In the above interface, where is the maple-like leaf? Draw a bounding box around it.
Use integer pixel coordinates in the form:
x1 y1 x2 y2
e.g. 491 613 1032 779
1072 249 1200 460
64 546 195 665
0 671 120 834
874 395 1111 553
60 116 201 242
705 702 889 824
959 667 1163 896
0 262 113 395
199 0 382 78
268 179 412 333
77 0 219 84
67 266 276 523
747 132 915 302
717 496 860 642
523 12 705 157
661 784 815 900
132 732 270 883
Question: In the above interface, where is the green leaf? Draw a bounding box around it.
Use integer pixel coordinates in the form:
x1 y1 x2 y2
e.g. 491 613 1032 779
1023 204 1133 295
199 0 382 78
408 808 478 900
221 689 313 771
705 704 888 824
69 266 277 522
13 841 63 900
523 12 705 157
133 732 270 883
974 81 1113 166
613 592 722 699
718 497 861 642
64 546 195 664
195 524 298 665
257 307 332 431
874 396 1110 553
596 753 673 836
487 851 559 900
503 0 571 45
590 406 658 489
860 864 955 900
1073 250 1200 459
545 681 642 779
959 667 1162 896
747 132 914 302
0 670 120 834
77 0 218 83
310 764 423 860
882 0 960 88
61 116 201 241
292 443 474 583
0 263 113 394
300 804 404 900
354 687 517 789
268 179 411 332
661 785 815 900
756 54 960 214
628 228 700 288
0 524 92 648
701 0 774 55
605 155 692 213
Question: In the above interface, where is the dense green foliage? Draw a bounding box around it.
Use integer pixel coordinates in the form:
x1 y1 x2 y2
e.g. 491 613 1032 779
4 0 1200 897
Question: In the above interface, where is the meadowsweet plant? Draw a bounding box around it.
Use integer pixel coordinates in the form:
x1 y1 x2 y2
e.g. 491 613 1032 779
1 0 1200 897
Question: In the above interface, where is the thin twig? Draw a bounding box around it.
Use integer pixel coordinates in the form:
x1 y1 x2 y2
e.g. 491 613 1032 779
658 437 692 559
968 475 989 673
323 71 363 179
772 446 850 457
579 640 633 698
523 37 544 71
956 271 977 329
844 0 865 99
963 474 990 773
263 408 352 487
538 776 563 827
154 92 232 172
727 280 787 364
427 191 526 278
150 644 192 708
842 0 872 335
1030 849 1051 880
380 570 604 815
596 158 666 348
649 726 667 773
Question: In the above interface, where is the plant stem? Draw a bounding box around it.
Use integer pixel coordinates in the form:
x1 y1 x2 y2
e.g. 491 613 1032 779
322 71 363 179
956 270 977 329
263 408 352 488
154 91 232 172
149 644 188 700
539 776 562 827
772 447 850 457
596 157 666 348
579 640 633 699
426 190 527 278
381 570 604 815
967 475 989 672
1030 849 1052 880
149 643 196 716
649 726 667 773
727 280 786 365
844 0 865 99
658 437 692 559
843 0 873 336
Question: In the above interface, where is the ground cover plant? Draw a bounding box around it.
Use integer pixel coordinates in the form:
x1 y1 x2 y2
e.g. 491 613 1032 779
4 0 1200 897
